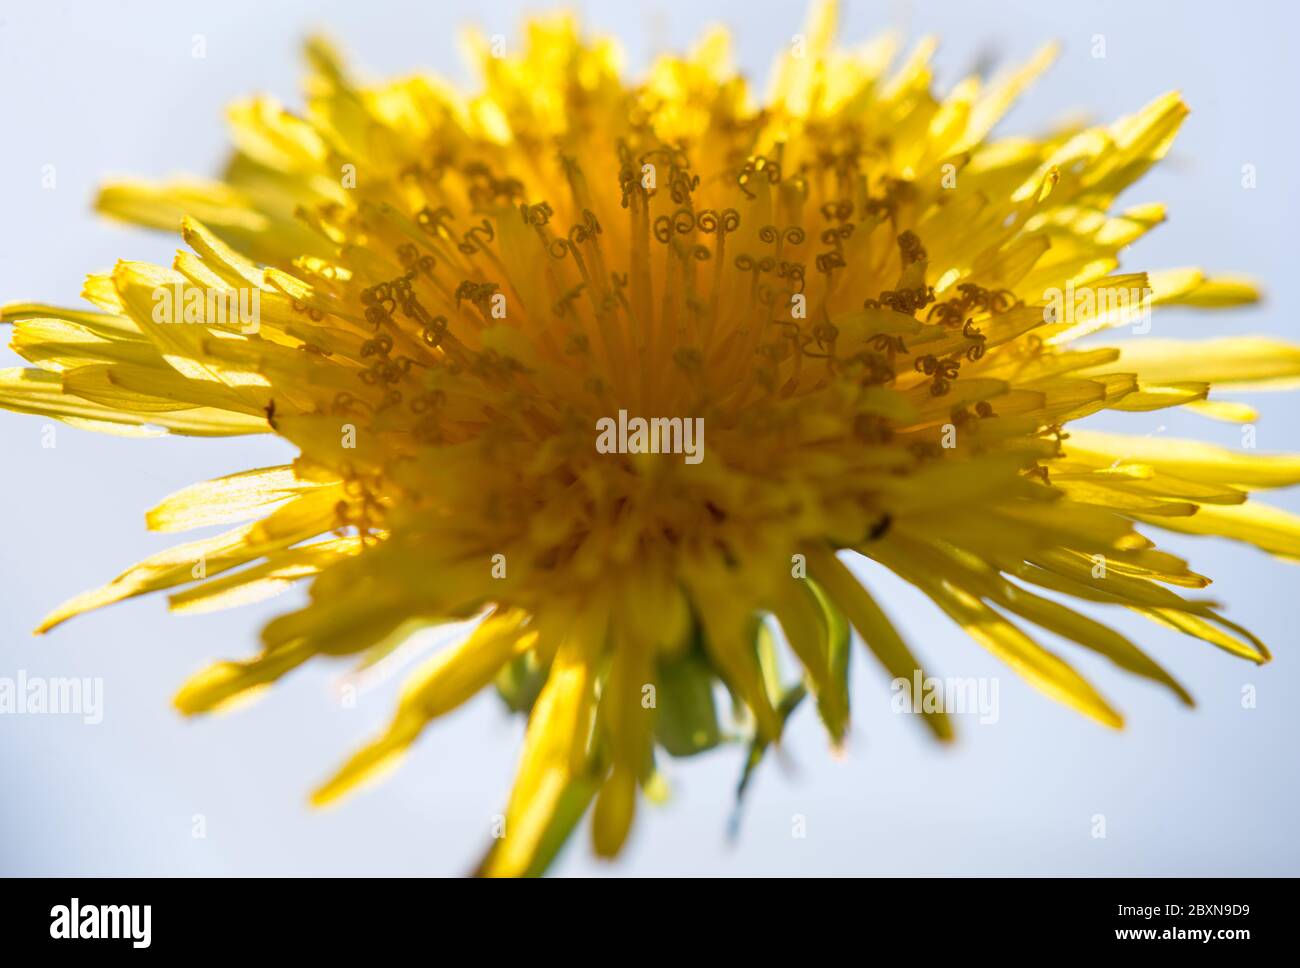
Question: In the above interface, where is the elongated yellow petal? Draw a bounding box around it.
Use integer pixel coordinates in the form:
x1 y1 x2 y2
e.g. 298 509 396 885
1066 430 1300 489
0 367 268 435
1183 398 1258 423
876 535 1192 704
769 577 850 744
806 545 953 740
681 562 783 742
1139 608 1269 664
1160 275 1260 307
173 640 315 715
1108 382 1207 412
1083 338 1300 389
36 488 341 632
147 465 324 532
889 560 1124 728
312 609 536 805
1137 501 1300 560
7 315 156 371
481 604 607 878
591 623 654 856
956 43 1058 153
592 766 637 859
168 538 360 614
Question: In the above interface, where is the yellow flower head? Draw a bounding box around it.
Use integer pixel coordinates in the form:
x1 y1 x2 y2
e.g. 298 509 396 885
4 2 1298 875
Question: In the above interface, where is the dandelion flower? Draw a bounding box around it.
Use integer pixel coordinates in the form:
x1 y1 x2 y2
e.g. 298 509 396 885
4 2 1298 876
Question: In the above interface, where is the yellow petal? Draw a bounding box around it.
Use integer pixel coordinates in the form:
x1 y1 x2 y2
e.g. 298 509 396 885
37 488 341 632
0 367 268 436
806 545 953 741
312 609 536 805
481 603 606 877
168 538 360 615
592 767 637 858
147 465 325 533
173 640 315 715
1066 429 1300 489
881 548 1124 728
1136 501 1300 560
1082 338 1300 389
1183 399 1259 423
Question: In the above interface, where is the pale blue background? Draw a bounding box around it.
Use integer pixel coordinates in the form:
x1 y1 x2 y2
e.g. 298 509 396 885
1 0 1297 875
